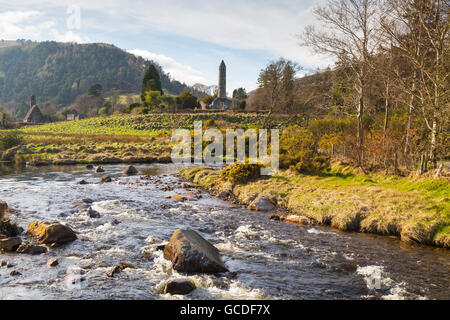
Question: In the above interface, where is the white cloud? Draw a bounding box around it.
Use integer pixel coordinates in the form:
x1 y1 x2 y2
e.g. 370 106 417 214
114 0 333 69
128 49 207 85
0 7 88 43
51 30 89 43
0 1 333 69
0 10 42 39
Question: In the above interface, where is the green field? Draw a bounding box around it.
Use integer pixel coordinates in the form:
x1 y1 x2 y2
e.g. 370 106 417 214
1 113 300 166
18 113 298 136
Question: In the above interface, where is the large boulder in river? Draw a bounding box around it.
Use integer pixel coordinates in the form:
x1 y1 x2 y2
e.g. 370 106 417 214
27 221 77 245
164 229 228 274
123 165 138 175
248 196 276 212
0 237 21 252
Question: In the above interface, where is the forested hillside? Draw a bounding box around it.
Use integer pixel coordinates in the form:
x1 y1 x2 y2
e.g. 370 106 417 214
0 41 189 118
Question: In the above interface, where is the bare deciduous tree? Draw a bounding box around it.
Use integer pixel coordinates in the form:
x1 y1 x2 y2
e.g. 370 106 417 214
300 0 383 166
381 0 449 167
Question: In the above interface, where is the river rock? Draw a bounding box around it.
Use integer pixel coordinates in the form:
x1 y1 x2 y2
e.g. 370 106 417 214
0 237 22 252
78 180 89 185
86 164 94 170
16 243 48 255
171 194 185 202
281 215 316 226
100 175 112 183
106 263 134 277
164 279 196 295
95 166 105 173
10 269 21 276
86 207 101 218
0 220 23 237
269 214 281 221
0 200 8 219
27 221 77 245
47 258 59 267
248 197 275 212
164 229 229 274
183 192 198 201
123 165 138 175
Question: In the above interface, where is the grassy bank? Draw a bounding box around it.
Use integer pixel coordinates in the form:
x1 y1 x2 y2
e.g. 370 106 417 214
180 164 450 248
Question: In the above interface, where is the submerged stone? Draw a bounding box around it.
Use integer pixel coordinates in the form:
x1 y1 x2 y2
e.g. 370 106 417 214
0 237 22 252
164 279 196 295
47 258 59 267
100 175 112 183
16 243 48 255
123 165 138 175
248 197 275 212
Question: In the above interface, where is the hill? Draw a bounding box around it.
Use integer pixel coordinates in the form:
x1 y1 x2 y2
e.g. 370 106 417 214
0 41 190 118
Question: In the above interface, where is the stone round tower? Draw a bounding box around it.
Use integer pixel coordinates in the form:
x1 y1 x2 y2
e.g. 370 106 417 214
218 60 226 99
212 60 232 110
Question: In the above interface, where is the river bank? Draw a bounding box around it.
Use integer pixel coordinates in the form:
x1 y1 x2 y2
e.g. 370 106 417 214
179 165 450 248
0 134 173 166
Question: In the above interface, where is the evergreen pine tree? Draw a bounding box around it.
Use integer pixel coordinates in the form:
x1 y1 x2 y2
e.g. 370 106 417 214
141 64 163 102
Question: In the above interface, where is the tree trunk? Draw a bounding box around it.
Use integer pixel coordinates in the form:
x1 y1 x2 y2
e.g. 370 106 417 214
430 117 438 169
357 97 364 165
404 92 414 155
419 154 425 175
435 163 443 178
384 85 389 133
394 152 398 175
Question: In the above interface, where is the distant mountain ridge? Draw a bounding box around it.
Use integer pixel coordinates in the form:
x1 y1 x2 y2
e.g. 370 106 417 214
0 40 190 117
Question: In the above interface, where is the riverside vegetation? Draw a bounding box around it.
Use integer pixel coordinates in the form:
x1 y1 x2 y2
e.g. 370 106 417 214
0 112 448 248
180 163 449 248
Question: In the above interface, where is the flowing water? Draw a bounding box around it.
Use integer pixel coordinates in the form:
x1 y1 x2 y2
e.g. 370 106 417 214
0 163 448 300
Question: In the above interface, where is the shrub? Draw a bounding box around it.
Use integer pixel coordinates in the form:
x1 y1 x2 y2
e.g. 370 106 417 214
312 156 330 171
221 163 262 183
280 125 330 173
177 91 198 109
205 119 215 128
0 131 24 151
280 126 315 168
123 103 141 113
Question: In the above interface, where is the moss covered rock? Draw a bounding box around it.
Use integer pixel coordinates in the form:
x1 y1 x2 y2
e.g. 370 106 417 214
27 221 77 245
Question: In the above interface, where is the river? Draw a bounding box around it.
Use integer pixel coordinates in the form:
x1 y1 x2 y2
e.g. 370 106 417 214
0 163 448 300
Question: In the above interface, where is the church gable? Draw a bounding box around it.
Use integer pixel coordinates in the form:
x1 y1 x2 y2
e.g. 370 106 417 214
23 105 45 123
23 95 47 124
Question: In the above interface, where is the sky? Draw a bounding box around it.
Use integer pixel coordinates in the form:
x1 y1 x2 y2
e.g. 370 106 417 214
0 0 333 93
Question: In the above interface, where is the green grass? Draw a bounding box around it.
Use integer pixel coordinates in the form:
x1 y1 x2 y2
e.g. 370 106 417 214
17 113 300 136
